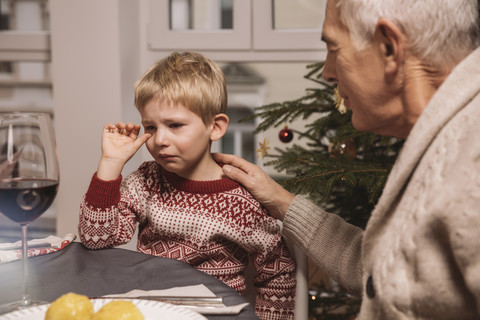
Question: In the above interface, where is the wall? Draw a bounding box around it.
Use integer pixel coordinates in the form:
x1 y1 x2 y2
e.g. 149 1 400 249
50 0 143 236
48 0 323 237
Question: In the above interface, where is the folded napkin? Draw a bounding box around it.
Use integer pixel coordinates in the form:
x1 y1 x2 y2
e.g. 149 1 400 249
103 284 249 315
0 233 76 264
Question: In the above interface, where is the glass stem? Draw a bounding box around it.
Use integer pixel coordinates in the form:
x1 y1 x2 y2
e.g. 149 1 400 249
20 224 31 306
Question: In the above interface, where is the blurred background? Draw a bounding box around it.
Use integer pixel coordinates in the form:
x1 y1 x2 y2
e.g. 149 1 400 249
0 0 327 240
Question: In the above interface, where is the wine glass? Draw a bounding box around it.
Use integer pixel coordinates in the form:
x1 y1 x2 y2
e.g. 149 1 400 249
0 112 59 313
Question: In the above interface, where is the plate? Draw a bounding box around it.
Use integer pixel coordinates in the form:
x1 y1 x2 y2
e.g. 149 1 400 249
0 298 208 320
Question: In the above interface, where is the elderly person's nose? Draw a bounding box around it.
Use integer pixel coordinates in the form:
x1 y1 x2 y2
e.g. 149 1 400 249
322 53 338 83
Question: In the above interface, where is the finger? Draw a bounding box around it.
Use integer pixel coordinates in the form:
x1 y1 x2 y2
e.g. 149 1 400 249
104 123 115 130
222 164 255 188
129 124 142 138
216 153 259 178
213 152 232 163
104 123 117 134
115 122 126 134
123 124 142 140
122 123 135 136
214 153 249 172
133 133 152 149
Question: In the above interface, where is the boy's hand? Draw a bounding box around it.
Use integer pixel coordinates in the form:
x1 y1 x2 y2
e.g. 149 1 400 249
97 122 151 181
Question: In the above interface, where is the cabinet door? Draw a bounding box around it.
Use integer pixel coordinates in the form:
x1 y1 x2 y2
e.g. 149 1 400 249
146 0 327 61
148 0 251 50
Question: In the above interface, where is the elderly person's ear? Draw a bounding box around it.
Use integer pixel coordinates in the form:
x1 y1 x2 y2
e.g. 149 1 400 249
375 19 406 75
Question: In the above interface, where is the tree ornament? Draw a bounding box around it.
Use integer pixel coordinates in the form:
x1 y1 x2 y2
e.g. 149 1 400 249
256 138 270 159
279 126 294 143
328 138 357 160
334 87 347 114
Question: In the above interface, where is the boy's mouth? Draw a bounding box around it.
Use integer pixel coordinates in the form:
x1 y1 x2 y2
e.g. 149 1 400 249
158 154 176 160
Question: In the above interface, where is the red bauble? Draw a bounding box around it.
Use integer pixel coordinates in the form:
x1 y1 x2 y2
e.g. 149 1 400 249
279 127 294 143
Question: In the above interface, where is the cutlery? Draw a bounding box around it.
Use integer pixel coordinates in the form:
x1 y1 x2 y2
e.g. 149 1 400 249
0 235 67 251
92 296 224 306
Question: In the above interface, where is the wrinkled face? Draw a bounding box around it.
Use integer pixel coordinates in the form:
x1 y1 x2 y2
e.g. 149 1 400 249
322 0 403 136
140 98 214 179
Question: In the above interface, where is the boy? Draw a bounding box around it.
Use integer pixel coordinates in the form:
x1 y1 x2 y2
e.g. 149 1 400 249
78 51 296 320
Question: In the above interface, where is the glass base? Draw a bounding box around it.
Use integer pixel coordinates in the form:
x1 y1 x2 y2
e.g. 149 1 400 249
0 299 49 315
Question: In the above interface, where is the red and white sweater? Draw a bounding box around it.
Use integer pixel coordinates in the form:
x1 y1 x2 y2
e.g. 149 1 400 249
79 161 296 320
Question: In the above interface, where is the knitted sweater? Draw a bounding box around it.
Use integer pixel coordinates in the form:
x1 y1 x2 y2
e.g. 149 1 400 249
79 161 296 320
283 47 480 319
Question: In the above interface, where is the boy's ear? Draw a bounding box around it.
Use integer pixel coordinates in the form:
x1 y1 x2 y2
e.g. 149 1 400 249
209 113 229 141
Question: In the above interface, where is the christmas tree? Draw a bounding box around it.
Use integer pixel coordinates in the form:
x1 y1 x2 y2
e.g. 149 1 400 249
248 62 404 318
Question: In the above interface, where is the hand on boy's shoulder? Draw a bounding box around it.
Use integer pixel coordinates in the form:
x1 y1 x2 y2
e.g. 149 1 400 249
214 153 295 221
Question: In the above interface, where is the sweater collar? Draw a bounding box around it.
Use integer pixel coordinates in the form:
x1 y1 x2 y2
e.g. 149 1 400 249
371 47 480 218
162 166 240 194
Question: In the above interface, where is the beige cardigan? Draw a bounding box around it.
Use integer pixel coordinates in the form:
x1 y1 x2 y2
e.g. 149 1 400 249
283 47 480 319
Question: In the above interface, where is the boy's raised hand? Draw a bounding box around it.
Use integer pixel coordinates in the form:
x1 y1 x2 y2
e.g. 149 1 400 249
97 122 151 181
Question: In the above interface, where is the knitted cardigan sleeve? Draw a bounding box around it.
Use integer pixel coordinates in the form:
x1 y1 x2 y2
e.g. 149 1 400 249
283 195 364 296
78 172 137 249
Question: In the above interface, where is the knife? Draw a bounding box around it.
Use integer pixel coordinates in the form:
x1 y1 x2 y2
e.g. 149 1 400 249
0 235 66 250
93 296 224 306
0 242 56 250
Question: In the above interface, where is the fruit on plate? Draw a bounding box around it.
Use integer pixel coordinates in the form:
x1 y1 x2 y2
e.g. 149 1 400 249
45 292 94 320
92 300 144 320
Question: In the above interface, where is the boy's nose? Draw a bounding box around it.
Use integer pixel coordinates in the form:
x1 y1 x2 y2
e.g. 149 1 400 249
153 130 168 146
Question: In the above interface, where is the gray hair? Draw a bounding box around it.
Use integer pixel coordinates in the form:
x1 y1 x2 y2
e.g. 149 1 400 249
336 0 480 67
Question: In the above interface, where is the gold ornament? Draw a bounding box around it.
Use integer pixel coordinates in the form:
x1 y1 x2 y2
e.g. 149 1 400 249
256 138 270 159
334 87 347 114
328 138 357 160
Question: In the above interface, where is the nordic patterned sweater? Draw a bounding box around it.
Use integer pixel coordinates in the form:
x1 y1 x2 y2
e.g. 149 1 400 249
79 161 296 320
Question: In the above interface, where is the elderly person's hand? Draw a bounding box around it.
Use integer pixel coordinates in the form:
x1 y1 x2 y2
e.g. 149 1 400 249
213 153 295 221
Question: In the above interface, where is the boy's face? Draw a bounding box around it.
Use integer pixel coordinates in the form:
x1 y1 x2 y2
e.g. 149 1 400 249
140 98 214 180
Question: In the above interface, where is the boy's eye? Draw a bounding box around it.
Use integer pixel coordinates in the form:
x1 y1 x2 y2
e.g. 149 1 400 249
144 126 155 132
169 123 183 129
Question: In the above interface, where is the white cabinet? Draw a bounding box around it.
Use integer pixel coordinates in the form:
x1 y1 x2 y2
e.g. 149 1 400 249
146 0 327 62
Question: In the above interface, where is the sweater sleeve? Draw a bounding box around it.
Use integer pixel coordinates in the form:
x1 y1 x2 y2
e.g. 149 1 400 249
438 124 480 315
283 195 364 296
78 172 137 249
248 210 296 320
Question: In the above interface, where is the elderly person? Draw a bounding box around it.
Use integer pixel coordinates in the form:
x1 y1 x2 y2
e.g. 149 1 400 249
214 0 480 318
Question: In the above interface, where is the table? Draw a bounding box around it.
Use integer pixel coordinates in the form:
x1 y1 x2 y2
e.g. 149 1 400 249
0 242 258 319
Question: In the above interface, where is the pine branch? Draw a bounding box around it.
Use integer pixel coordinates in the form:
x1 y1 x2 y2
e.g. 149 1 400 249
265 145 392 202
246 61 406 318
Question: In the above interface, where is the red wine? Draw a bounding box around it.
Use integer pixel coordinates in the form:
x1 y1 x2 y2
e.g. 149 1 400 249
0 179 59 225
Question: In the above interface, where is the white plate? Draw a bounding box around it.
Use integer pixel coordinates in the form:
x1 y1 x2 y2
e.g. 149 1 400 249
0 298 208 320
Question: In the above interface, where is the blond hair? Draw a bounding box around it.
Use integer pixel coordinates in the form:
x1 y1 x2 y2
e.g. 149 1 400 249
134 51 227 124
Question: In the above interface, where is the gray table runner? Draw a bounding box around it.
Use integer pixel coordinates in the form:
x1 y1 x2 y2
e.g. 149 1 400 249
0 242 258 320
